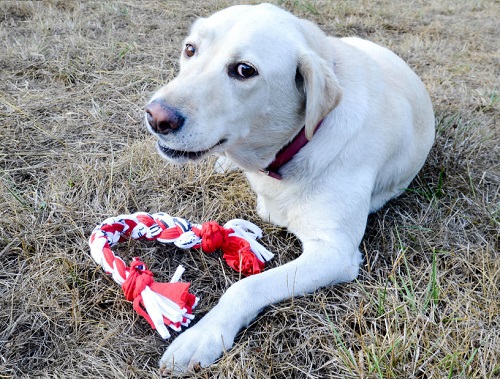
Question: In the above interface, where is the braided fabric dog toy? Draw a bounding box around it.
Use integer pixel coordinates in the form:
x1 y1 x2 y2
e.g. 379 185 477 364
89 212 273 338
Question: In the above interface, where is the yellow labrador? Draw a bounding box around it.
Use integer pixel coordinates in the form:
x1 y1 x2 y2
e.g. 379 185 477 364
145 3 434 373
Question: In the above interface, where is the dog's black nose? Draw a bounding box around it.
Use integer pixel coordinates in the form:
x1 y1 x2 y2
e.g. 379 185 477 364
145 100 185 134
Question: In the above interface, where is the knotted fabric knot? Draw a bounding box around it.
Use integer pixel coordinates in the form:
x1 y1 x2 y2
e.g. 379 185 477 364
197 221 231 253
122 259 154 301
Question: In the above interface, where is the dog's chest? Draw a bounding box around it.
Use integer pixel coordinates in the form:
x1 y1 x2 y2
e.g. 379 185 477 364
246 173 300 228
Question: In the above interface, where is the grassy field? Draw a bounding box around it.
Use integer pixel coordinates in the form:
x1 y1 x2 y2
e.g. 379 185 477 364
0 0 498 378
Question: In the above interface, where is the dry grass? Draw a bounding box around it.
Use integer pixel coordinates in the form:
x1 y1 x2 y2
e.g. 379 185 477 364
0 0 498 378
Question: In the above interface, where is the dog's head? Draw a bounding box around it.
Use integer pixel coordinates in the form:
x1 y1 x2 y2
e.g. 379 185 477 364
145 3 342 171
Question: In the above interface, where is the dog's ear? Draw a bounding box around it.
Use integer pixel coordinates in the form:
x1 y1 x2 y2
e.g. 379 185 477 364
297 51 343 139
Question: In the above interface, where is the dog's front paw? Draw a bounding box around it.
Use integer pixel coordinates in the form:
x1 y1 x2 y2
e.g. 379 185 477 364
159 322 235 374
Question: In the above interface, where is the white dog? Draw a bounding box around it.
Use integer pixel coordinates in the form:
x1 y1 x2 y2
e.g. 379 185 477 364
145 3 434 373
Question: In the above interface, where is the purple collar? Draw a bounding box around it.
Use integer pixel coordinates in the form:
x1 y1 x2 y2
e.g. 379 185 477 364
260 120 323 180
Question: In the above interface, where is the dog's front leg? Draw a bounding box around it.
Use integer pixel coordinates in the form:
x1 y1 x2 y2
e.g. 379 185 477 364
159 232 363 373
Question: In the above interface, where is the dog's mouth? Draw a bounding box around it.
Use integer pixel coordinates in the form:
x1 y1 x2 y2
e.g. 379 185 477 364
157 139 227 161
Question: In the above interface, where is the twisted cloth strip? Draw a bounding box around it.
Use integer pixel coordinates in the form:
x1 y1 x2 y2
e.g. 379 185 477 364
89 212 273 338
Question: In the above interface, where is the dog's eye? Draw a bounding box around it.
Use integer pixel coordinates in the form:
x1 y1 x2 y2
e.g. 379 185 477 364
236 63 257 78
228 62 258 80
184 44 196 57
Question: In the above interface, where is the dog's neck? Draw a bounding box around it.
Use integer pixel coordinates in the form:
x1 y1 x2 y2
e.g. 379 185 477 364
260 120 324 180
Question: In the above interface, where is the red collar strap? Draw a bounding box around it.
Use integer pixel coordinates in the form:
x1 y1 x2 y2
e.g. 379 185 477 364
260 120 323 180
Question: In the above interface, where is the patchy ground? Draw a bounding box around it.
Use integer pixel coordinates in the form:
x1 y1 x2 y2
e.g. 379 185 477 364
0 0 498 378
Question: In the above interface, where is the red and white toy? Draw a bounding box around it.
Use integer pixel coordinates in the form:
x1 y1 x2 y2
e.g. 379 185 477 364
89 212 273 338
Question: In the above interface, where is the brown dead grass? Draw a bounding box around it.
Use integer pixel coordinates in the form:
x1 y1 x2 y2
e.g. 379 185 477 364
0 0 498 378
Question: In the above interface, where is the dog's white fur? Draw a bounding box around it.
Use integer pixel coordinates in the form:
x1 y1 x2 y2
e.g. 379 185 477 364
147 3 434 373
